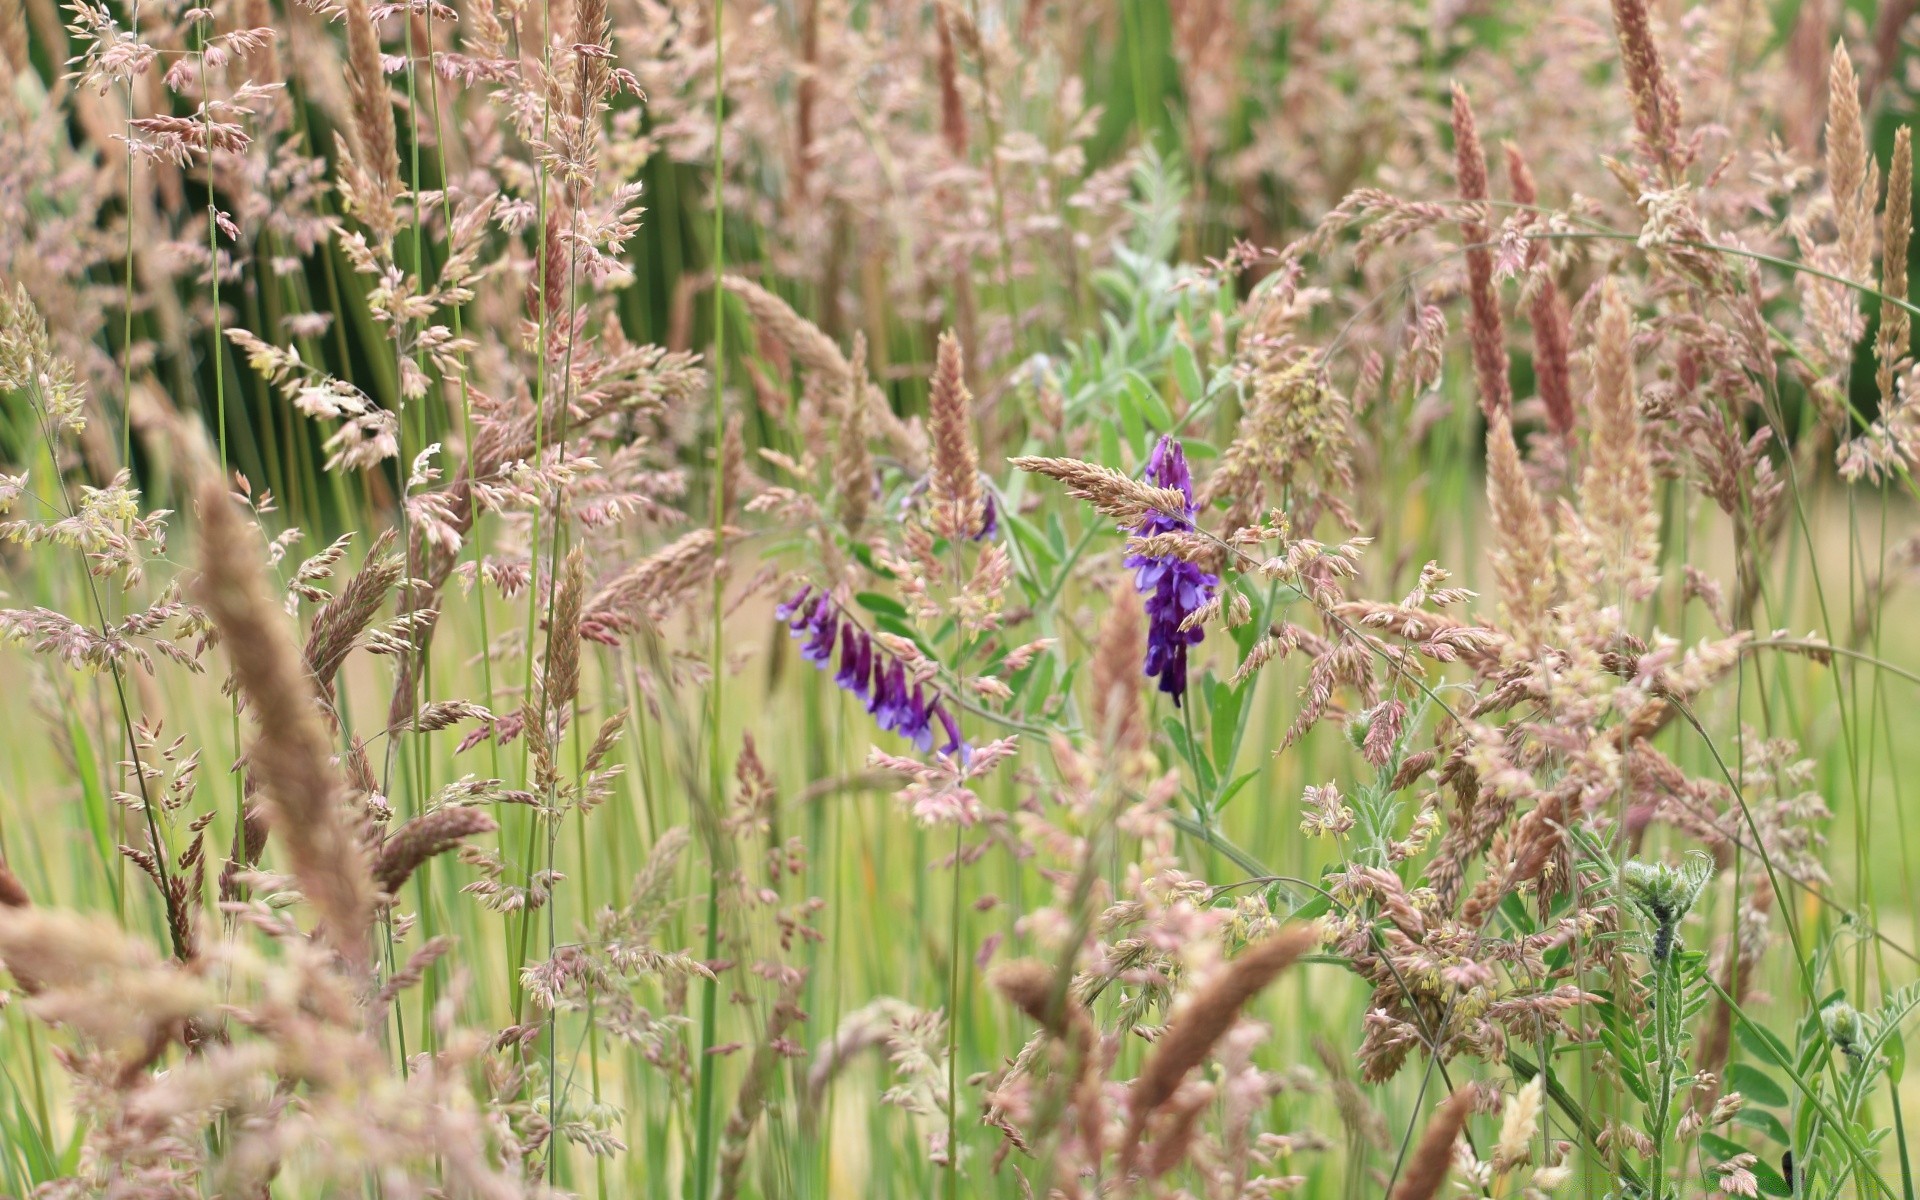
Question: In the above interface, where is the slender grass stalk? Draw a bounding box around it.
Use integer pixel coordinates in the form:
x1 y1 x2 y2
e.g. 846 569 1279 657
692 1 729 1195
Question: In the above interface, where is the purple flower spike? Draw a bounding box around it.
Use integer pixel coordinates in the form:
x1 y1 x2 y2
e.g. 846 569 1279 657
931 700 968 760
973 492 999 541
1123 435 1218 707
775 583 975 758
875 659 911 733
835 625 871 700
775 585 814 624
799 597 838 664
904 684 934 752
864 650 886 715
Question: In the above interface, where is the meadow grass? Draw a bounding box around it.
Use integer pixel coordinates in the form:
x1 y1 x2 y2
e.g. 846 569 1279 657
7 0 1920 1198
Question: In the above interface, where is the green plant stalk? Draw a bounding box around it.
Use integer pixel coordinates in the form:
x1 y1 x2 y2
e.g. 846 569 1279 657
691 0 727 1192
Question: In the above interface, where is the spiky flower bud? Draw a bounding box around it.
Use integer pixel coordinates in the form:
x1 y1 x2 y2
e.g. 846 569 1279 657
1822 1001 1866 1059
1620 854 1713 962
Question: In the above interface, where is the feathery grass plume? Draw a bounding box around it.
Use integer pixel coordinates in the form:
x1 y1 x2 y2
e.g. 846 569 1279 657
724 273 924 465
571 0 611 123
989 958 1090 1043
302 529 401 700
1878 127 1912 410
1451 84 1509 419
723 273 851 387
582 527 722 639
1827 44 1874 284
1119 923 1318 1173
372 807 500 896
806 996 923 1113
545 546 587 718
1010 456 1193 525
1609 0 1686 180
1391 1087 1476 1200
1485 413 1555 645
935 3 967 159
1492 1075 1543 1173
1574 279 1660 602
837 332 873 535
338 0 400 245
1504 142 1575 436
926 330 984 541
0 907 212 1062
194 480 374 970
1091 578 1148 769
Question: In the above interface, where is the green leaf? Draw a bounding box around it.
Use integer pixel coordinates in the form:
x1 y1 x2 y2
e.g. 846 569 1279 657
849 541 896 578
1734 1017 1795 1069
1099 419 1123 475
1015 651 1057 711
1735 1106 1792 1146
1172 341 1203 402
1117 377 1147 453
1215 770 1259 810
1727 1062 1789 1108
1005 512 1059 568
855 592 909 619
1129 369 1173 431
1209 683 1244 771
871 614 924 648
1287 893 1333 922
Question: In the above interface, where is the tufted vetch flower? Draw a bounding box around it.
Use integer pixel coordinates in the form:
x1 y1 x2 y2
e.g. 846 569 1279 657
778 585 969 758
1123 436 1218 706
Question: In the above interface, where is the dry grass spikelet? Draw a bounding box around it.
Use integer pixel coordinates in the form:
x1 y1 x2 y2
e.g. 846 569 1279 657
989 958 1090 1043
1451 84 1510 419
1492 1075 1544 1173
1144 1081 1215 1179
1118 923 1318 1174
1609 0 1686 180
1504 142 1575 436
1828 43 1875 284
302 529 401 699
1573 279 1660 602
724 274 924 465
583 527 723 634
1484 413 1555 645
837 332 873 535
0 906 212 1062
373 807 500 897
195 481 374 970
1391 1087 1476 1200
1878 126 1912 409
926 330 984 540
1091 579 1148 770
723 274 850 387
545 546 587 716
1011 456 1192 524
935 3 968 159
339 0 400 245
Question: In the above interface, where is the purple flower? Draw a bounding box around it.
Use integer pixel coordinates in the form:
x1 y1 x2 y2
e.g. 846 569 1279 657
834 623 871 701
931 699 964 757
775 585 814 624
1122 436 1218 706
798 595 838 664
975 492 999 541
783 589 970 759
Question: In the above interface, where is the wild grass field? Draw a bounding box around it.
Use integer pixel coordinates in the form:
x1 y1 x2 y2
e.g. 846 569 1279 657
10 0 1920 1197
